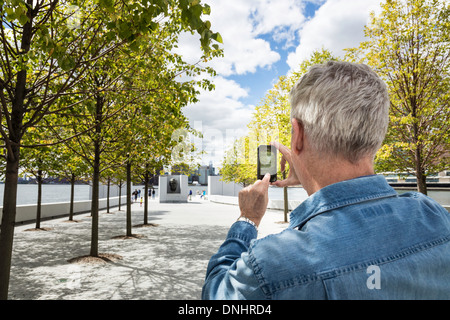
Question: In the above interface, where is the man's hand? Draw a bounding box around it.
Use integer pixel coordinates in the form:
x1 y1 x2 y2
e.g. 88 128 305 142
270 141 301 188
238 173 271 227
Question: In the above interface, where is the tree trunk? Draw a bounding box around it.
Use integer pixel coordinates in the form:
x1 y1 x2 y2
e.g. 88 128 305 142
412 99 427 195
106 178 110 213
89 95 103 257
144 169 149 225
69 173 75 221
126 160 132 236
0 149 20 300
35 169 43 229
413 127 427 195
90 140 100 257
283 171 288 223
415 164 428 195
118 180 122 211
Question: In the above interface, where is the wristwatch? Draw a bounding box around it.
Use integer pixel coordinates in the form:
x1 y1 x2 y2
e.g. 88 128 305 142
236 216 258 231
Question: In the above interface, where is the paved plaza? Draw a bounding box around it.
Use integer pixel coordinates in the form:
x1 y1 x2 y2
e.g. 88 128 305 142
8 198 288 300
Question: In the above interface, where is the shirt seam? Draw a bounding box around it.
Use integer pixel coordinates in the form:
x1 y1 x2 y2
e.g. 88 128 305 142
291 191 398 229
227 221 258 245
248 246 272 299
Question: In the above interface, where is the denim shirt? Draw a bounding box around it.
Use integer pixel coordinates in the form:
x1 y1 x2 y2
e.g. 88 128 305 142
202 175 450 300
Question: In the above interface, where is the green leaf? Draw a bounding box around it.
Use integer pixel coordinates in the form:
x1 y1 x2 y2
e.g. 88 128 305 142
58 55 75 71
211 32 223 44
99 0 114 11
202 4 211 15
5 7 16 20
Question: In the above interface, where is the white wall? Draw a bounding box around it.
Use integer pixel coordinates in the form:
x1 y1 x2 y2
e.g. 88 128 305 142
207 176 305 212
90 183 127 200
208 194 302 212
0 195 127 225
208 176 243 197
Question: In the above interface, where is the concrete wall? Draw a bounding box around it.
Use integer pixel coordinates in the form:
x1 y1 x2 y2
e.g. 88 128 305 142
208 176 243 197
208 194 302 212
208 176 297 210
91 183 127 200
0 195 127 225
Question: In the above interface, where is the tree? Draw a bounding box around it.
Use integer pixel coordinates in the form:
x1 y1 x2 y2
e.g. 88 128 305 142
60 11 218 249
19 125 59 230
346 0 450 194
220 136 256 187
220 49 338 221
52 144 90 222
220 49 338 186
0 0 222 299
0 0 127 298
114 86 205 236
132 111 189 228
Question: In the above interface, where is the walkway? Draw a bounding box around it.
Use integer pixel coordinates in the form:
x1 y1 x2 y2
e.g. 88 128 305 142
8 198 288 300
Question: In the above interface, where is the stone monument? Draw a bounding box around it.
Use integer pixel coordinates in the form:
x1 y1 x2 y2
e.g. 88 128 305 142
159 175 188 203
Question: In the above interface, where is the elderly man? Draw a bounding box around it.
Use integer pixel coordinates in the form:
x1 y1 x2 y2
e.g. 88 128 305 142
202 61 450 300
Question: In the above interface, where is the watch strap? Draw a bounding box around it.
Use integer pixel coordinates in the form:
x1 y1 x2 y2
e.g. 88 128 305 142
236 216 258 231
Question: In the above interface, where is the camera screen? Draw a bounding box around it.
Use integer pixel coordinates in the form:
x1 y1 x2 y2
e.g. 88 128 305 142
258 146 276 174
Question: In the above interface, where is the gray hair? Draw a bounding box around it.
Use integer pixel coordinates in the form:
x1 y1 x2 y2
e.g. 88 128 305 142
290 61 390 163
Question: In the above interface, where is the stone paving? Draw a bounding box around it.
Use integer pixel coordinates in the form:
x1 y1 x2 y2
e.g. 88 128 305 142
8 198 287 300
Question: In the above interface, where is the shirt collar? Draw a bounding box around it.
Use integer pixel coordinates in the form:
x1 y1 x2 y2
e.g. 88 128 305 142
288 175 398 229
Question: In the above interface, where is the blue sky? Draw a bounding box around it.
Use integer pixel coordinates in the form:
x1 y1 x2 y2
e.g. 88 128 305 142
226 37 289 107
177 0 383 168
226 1 322 107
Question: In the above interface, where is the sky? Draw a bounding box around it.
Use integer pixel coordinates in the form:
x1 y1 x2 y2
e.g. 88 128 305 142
175 0 383 170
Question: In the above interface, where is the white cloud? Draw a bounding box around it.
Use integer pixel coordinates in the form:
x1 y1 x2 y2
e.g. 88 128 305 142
183 76 250 131
248 0 306 49
286 0 381 71
175 0 308 76
206 1 276 76
175 0 384 166
175 0 309 165
182 76 253 165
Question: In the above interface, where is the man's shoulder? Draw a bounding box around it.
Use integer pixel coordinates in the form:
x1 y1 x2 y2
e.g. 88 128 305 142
247 191 450 283
249 229 306 262
398 190 449 213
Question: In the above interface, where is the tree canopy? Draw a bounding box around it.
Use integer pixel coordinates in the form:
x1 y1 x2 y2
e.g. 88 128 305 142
220 49 338 186
0 0 223 299
346 0 450 194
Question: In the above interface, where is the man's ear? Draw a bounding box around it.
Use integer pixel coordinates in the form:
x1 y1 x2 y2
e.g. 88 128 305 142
291 118 304 155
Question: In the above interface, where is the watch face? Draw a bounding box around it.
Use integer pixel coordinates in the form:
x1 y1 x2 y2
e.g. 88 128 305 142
237 217 257 229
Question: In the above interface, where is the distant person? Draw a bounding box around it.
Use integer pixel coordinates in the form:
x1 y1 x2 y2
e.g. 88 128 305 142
140 197 143 207
202 61 450 300
188 189 192 201
134 189 138 202
152 189 155 199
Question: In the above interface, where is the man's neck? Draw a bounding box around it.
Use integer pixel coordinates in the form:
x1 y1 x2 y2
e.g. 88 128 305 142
301 155 375 196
